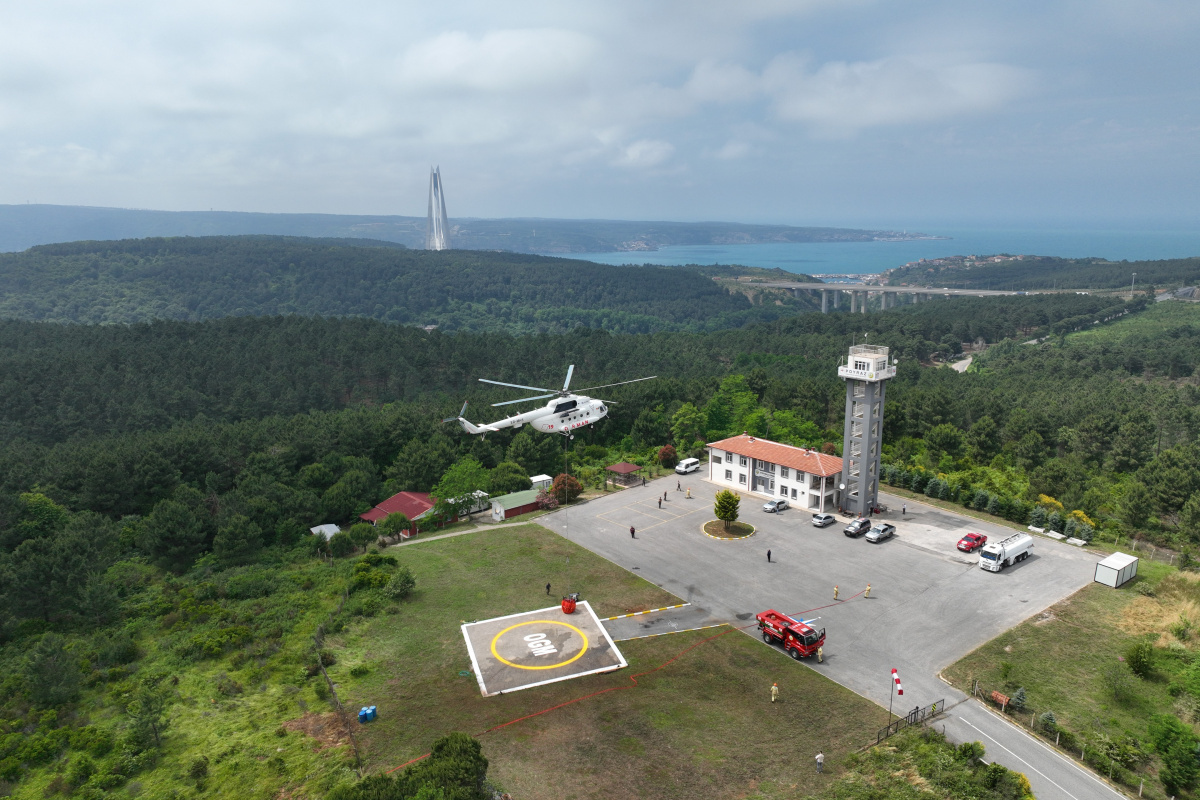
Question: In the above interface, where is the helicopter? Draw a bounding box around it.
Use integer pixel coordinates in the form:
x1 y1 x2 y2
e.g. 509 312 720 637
443 365 655 436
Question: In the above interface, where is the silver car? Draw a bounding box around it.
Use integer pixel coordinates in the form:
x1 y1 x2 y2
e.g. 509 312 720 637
812 513 835 527
762 499 789 513
865 523 897 543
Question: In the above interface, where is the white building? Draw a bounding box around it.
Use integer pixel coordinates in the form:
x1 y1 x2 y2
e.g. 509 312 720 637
707 434 843 512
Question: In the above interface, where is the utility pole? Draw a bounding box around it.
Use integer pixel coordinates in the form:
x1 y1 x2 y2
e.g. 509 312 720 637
1131 272 1137 298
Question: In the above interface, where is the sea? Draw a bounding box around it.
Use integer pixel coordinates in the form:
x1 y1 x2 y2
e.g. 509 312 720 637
568 228 1200 278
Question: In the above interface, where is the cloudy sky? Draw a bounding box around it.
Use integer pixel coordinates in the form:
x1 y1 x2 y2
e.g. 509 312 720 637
1 1 1197 228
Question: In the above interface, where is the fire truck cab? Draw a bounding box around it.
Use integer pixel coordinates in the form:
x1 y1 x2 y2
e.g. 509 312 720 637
756 609 825 660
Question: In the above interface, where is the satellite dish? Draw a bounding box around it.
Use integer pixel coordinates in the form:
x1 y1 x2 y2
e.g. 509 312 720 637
839 483 846 490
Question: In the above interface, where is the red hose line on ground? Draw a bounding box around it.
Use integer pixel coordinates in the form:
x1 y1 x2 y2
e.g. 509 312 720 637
385 591 867 774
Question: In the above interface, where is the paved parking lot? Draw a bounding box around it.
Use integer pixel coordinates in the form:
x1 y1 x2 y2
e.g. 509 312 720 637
542 477 1099 715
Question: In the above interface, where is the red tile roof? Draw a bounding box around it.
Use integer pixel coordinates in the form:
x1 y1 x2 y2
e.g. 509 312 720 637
360 491 436 524
606 461 644 474
707 434 843 477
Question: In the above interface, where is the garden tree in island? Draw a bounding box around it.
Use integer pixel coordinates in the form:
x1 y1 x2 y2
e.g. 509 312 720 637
714 489 741 531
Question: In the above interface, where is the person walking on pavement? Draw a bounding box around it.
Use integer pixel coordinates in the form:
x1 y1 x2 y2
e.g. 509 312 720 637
642 476 646 487
767 549 772 563
686 487 691 499
771 683 779 703
815 752 824 773
663 490 668 502
658 497 662 509
630 526 636 539
545 583 551 595
677 480 681 491
833 584 839 601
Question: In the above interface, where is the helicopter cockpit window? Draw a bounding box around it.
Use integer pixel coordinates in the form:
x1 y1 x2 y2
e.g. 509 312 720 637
554 400 578 414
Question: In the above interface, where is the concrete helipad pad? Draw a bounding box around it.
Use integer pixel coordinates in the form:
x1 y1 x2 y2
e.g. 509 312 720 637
462 601 627 697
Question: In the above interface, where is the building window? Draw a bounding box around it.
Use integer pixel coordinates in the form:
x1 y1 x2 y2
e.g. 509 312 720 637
779 466 789 478
769 479 775 491
724 469 732 481
739 473 746 485
791 488 798 499
779 484 788 496
739 456 748 467
713 455 722 464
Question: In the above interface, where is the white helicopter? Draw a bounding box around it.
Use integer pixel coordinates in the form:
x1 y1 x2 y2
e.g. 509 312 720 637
443 365 655 436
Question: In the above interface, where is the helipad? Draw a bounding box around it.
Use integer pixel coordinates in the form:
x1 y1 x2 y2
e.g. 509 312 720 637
462 601 627 696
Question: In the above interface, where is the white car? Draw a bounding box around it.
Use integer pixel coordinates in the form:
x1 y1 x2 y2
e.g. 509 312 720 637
763 499 789 513
675 458 700 474
812 513 835 528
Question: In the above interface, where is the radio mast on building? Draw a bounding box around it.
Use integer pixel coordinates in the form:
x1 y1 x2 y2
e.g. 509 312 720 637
425 166 449 250
838 344 897 516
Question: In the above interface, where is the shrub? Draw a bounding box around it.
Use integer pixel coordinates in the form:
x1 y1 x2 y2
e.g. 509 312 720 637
551 473 583 504
350 665 369 678
1029 506 1048 528
328 531 355 558
188 755 209 781
1125 640 1154 678
1010 686 1027 710
382 567 416 601
986 494 1000 516
1037 710 1057 731
535 489 558 510
1047 511 1064 532
67 755 97 789
657 445 678 469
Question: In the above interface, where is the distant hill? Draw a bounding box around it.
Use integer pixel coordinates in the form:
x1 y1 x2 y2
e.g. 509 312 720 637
0 235 818 333
0 203 930 254
886 253 1200 291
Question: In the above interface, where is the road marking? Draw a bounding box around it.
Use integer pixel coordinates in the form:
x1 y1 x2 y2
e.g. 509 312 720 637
613 623 727 642
601 603 690 621
957 715 1123 800
966 704 1128 798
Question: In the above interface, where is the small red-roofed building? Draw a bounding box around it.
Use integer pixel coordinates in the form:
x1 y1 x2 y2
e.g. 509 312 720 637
707 434 843 512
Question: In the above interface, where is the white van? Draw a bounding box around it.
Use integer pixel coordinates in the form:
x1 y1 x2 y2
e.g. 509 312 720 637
675 457 701 474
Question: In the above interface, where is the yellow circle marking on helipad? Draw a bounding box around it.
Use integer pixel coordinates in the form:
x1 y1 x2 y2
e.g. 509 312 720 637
490 619 589 670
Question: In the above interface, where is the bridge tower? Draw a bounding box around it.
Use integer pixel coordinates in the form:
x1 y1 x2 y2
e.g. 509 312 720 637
425 166 449 250
838 344 896 516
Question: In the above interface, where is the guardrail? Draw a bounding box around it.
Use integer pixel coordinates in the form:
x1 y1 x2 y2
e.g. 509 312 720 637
876 699 944 744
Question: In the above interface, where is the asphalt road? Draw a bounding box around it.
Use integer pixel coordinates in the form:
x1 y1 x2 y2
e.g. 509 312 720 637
542 479 1121 800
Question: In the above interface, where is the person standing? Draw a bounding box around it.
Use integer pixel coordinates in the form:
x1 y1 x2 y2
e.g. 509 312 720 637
545 583 551 595
902 503 906 516
630 526 636 539
817 646 824 663
815 752 824 773
677 480 681 491
865 583 872 598
771 683 779 703
767 549 772 563
663 490 668 502
658 497 662 509
833 584 839 601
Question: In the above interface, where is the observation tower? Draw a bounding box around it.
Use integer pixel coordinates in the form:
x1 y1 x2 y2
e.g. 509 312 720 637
838 344 896 516
425 166 449 250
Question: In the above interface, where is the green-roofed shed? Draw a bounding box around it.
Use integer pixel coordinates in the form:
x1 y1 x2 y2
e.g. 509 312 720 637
489 489 541 522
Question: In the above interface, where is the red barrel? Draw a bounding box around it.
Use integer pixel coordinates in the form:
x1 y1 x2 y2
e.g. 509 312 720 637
561 597 577 614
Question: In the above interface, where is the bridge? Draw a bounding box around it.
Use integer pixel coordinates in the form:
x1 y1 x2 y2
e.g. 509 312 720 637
748 281 1034 313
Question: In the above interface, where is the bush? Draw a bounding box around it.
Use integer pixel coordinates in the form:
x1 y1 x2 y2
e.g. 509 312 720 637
1010 686 1027 710
1029 506 1048 527
382 566 416 601
551 473 582 504
328 531 355 558
1037 710 1057 731
350 665 369 678
657 444 678 469
1125 640 1154 678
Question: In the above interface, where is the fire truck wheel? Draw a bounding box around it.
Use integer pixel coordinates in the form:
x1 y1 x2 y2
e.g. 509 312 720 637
762 632 772 644
789 648 801 660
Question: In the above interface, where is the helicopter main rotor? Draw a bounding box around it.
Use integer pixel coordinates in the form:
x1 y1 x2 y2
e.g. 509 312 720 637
479 365 655 407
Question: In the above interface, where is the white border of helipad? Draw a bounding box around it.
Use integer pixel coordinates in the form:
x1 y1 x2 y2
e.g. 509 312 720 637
461 601 627 697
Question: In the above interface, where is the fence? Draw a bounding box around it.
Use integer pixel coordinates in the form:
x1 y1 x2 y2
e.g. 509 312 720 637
971 679 1160 798
312 585 363 776
876 699 944 744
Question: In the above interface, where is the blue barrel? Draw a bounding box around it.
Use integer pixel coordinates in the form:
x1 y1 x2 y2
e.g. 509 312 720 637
367 705 377 721
358 708 368 724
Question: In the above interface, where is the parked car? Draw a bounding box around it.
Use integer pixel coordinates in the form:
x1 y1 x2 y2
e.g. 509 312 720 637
865 523 897 543
812 513 836 528
675 458 701 474
957 532 988 552
763 498 789 513
844 517 871 537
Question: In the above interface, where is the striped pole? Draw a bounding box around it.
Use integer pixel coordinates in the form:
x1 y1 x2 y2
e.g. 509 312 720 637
889 668 903 724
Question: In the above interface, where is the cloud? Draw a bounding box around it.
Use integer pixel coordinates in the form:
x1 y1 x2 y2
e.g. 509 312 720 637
395 29 598 94
614 139 675 168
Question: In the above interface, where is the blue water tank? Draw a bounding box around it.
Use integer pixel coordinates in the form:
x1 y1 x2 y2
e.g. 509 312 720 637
367 705 377 721
358 708 368 724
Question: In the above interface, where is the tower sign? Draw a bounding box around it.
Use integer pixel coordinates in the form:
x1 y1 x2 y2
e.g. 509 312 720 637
838 344 895 516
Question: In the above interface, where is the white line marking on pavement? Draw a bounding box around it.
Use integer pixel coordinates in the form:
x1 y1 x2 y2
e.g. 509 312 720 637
958 716 1124 800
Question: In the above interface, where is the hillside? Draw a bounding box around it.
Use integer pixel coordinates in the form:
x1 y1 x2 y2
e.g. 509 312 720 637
0 204 932 254
0 236 817 333
885 253 1200 290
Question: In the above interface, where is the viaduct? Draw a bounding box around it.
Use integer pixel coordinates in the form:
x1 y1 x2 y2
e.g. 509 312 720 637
750 281 1035 313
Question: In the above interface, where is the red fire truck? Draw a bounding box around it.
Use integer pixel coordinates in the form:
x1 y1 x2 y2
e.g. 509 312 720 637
756 609 825 660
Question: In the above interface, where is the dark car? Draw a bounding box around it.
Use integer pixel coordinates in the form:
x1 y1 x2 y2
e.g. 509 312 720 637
865 523 897 543
844 517 871 537
957 532 988 552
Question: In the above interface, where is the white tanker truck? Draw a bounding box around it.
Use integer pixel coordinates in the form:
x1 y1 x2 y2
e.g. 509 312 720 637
979 533 1034 572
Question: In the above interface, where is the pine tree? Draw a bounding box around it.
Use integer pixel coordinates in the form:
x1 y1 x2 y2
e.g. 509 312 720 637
714 490 741 531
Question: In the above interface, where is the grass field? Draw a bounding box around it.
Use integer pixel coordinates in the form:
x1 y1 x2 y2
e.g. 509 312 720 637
323 524 883 800
942 558 1184 796
1070 299 1200 342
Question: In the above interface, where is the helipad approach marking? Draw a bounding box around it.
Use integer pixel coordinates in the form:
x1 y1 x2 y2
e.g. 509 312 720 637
596 497 708 533
490 619 589 670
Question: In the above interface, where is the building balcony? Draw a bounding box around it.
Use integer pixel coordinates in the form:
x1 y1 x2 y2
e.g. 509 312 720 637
838 364 897 382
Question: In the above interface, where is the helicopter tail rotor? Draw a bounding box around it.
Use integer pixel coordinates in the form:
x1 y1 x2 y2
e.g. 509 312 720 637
442 400 469 424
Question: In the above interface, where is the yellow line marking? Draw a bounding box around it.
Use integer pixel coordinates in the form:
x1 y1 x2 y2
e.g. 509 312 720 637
701 522 755 540
601 603 690 621
614 623 728 642
490 620 589 671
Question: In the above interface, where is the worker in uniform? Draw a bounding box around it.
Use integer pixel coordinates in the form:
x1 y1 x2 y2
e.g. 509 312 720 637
833 584 839 601
817 646 824 663
771 683 779 703
815 752 824 773
865 583 872 598
686 488 691 499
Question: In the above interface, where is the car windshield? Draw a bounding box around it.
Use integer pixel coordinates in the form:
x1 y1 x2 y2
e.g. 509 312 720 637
980 550 998 560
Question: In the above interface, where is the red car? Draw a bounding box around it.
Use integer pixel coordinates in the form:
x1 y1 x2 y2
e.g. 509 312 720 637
957 532 988 552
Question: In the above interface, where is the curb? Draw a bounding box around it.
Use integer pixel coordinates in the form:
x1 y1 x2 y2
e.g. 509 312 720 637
702 522 756 540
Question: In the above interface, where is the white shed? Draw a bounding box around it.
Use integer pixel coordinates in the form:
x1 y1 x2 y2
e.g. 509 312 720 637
310 524 340 540
1094 552 1138 588
530 474 553 491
